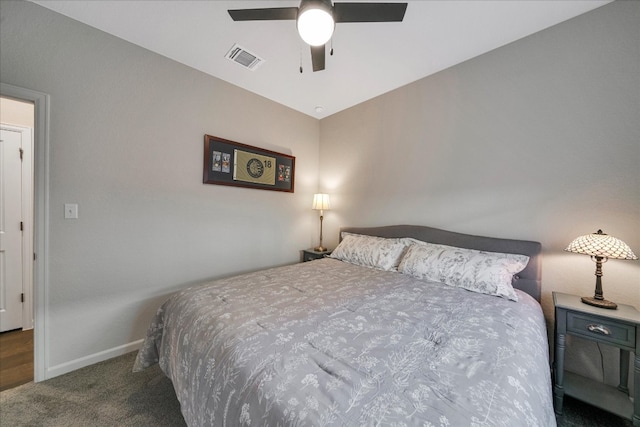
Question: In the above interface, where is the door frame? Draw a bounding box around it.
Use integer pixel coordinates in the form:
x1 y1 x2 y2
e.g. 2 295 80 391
0 124 34 332
1 82 50 382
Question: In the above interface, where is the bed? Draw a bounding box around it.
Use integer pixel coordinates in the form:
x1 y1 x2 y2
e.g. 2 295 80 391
134 225 555 426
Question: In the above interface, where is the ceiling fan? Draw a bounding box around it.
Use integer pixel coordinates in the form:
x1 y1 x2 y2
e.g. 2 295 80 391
228 0 408 72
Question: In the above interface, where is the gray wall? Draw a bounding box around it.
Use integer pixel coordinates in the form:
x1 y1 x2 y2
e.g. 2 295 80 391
1 0 320 374
319 1 639 386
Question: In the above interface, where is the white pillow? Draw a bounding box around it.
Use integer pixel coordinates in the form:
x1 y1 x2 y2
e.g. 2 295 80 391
397 242 529 301
329 233 408 271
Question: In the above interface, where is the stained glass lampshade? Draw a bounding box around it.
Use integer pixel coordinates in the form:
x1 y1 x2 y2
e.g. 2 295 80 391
565 229 638 309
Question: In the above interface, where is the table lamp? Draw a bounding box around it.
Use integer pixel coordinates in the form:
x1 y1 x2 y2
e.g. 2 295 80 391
565 229 638 309
312 193 330 252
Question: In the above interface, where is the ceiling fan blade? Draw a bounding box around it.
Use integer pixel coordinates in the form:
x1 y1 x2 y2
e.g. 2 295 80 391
228 7 298 21
311 45 326 72
333 2 407 23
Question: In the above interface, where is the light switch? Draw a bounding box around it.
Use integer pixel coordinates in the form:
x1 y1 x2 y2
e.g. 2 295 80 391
64 203 78 219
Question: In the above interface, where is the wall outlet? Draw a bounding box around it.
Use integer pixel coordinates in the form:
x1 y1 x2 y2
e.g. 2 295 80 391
64 203 78 219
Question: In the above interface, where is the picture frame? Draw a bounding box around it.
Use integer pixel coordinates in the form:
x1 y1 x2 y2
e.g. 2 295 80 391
203 135 295 193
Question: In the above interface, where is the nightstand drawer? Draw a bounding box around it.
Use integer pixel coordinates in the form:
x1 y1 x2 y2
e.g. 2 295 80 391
566 312 636 348
304 252 321 262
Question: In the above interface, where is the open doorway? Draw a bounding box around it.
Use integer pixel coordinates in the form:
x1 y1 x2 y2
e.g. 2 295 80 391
0 82 49 386
0 96 35 390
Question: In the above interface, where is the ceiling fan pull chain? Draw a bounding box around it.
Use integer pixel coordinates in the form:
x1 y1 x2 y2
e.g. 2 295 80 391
330 39 334 56
300 46 304 73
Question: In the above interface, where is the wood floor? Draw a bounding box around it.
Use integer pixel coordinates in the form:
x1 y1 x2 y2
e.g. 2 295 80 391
0 328 34 391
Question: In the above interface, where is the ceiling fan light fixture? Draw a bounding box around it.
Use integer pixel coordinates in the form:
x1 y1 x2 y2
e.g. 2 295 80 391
297 1 334 46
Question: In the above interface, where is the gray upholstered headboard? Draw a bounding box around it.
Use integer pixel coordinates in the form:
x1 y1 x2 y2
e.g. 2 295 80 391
340 225 542 302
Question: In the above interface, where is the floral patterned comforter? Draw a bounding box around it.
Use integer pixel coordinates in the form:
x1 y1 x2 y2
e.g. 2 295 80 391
134 258 555 426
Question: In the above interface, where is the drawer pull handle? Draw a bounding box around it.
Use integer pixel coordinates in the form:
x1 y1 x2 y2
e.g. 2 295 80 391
587 324 611 335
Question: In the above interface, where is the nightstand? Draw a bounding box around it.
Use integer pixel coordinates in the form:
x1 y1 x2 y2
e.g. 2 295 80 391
301 249 331 262
553 291 640 426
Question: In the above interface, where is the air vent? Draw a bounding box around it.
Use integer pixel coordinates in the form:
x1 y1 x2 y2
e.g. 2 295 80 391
225 43 265 71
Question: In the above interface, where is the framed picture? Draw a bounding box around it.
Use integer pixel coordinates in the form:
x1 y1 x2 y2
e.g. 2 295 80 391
203 135 295 193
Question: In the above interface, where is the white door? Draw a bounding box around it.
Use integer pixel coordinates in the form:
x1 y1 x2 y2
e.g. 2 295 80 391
0 128 24 332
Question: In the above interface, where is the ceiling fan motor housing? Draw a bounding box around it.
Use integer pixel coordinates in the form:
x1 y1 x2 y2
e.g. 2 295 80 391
298 0 334 17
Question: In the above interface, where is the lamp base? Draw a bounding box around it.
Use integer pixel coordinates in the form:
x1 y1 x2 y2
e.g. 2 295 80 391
313 246 326 252
581 296 617 310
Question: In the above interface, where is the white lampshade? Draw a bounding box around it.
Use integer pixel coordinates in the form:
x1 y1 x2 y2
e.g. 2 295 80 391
297 4 334 46
312 193 330 211
565 229 637 260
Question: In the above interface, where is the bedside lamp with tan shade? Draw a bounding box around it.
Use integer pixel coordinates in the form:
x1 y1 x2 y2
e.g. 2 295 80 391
565 229 638 309
312 193 330 252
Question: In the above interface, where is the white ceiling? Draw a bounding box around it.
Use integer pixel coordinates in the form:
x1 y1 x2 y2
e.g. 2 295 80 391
31 0 611 119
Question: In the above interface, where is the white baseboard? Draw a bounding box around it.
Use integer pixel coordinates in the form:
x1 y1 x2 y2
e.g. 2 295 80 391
45 339 144 380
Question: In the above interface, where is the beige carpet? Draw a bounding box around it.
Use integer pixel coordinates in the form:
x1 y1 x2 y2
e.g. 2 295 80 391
0 351 633 426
